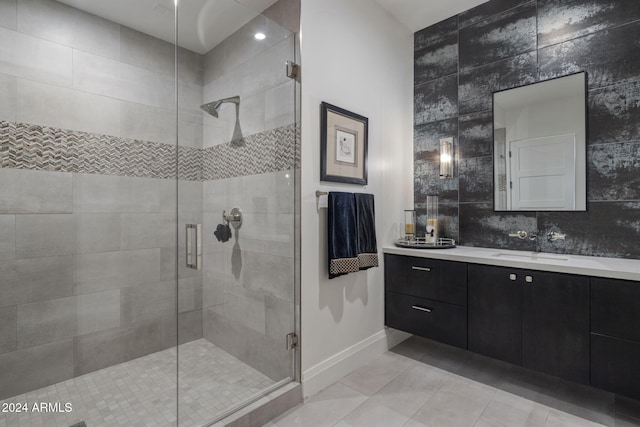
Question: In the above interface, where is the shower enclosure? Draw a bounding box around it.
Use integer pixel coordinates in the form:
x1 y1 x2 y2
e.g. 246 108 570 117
0 0 299 425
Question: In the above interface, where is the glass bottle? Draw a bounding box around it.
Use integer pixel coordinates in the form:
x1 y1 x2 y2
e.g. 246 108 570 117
426 195 438 244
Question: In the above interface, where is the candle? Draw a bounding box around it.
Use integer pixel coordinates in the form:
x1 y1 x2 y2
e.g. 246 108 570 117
405 223 415 235
404 210 416 240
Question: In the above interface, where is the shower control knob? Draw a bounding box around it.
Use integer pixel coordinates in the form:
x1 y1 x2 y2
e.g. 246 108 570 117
222 207 243 229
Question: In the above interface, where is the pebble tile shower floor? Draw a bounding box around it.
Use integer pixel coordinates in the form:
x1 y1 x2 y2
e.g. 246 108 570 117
0 339 275 427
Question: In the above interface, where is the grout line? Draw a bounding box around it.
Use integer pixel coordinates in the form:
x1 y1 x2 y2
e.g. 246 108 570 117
413 72 458 91
538 17 640 52
535 0 539 82
588 77 640 92
458 48 538 76
456 13 461 219
588 140 640 147
458 0 537 31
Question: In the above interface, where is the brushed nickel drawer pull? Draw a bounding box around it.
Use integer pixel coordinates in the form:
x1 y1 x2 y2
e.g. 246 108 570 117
411 305 432 313
412 266 431 272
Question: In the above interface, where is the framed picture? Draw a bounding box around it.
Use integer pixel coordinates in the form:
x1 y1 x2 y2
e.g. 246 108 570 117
320 102 368 185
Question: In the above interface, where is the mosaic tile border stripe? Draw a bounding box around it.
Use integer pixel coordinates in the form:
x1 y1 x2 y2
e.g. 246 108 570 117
202 124 298 180
0 121 298 181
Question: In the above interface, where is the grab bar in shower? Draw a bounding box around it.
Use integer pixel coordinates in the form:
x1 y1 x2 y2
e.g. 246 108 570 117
186 224 202 270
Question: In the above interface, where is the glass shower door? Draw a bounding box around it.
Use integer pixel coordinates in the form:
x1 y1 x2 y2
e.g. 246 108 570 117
176 1 298 425
0 0 180 425
0 0 297 425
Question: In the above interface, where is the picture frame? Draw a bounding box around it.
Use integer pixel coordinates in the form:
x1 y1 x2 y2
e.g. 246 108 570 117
320 102 368 185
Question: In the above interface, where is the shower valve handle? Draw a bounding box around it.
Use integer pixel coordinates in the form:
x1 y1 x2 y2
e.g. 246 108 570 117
222 208 243 229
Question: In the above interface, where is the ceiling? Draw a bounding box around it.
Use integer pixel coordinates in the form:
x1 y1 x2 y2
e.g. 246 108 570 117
57 0 278 54
56 0 488 54
374 0 490 32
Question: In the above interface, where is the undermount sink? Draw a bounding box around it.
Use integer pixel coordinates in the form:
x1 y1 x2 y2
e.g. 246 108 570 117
492 252 570 262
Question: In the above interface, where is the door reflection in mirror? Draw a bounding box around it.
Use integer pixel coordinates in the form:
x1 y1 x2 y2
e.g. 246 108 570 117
493 72 586 211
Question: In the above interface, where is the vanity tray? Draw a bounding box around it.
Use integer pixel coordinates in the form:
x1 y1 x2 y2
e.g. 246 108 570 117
395 237 456 249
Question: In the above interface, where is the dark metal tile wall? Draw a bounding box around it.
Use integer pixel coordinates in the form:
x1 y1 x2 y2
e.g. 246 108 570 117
413 0 640 259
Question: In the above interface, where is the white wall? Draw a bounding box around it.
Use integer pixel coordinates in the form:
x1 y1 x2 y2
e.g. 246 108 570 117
299 0 413 396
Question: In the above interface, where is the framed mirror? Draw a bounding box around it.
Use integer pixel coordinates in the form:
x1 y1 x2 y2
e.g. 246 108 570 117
493 72 587 211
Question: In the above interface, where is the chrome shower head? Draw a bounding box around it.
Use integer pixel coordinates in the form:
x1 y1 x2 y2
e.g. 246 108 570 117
200 100 222 117
200 96 240 118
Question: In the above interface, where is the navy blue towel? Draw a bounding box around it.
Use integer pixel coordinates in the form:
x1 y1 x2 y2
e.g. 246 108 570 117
328 192 378 279
354 193 378 271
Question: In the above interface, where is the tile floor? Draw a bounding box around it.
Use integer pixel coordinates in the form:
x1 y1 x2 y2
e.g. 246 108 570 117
0 339 275 427
271 336 640 427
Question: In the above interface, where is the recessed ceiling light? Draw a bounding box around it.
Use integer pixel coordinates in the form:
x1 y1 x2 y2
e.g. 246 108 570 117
254 33 266 40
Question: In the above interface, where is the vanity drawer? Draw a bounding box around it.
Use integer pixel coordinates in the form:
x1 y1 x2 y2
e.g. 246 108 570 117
384 254 467 305
591 334 640 401
385 291 467 349
591 278 640 342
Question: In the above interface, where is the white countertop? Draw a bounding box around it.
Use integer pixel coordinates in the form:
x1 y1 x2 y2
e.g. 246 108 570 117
383 245 640 282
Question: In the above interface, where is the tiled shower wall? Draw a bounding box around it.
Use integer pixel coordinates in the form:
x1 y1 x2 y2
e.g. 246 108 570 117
0 0 204 400
413 0 640 259
200 6 298 381
0 0 298 401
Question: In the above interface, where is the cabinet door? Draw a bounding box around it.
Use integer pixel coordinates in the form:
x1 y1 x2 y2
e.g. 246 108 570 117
522 271 589 384
468 264 522 366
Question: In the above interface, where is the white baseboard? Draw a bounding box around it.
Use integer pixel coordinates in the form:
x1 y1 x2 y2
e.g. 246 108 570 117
301 328 411 398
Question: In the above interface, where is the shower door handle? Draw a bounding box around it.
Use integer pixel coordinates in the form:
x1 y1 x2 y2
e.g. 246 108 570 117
186 224 202 270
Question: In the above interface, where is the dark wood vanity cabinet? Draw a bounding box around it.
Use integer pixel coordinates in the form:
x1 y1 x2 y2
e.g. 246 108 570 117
591 278 640 400
384 254 467 349
385 253 640 398
468 264 590 384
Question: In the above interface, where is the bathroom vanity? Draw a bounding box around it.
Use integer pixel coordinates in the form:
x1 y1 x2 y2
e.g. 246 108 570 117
383 246 640 400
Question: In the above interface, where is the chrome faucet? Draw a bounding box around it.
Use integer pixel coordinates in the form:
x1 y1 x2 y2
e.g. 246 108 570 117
547 231 566 242
508 231 528 239
508 230 538 241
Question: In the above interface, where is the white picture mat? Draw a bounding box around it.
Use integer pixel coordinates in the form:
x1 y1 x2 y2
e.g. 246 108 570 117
325 110 365 180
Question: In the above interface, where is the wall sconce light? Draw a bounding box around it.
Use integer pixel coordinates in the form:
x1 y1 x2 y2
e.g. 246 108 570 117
440 137 453 179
